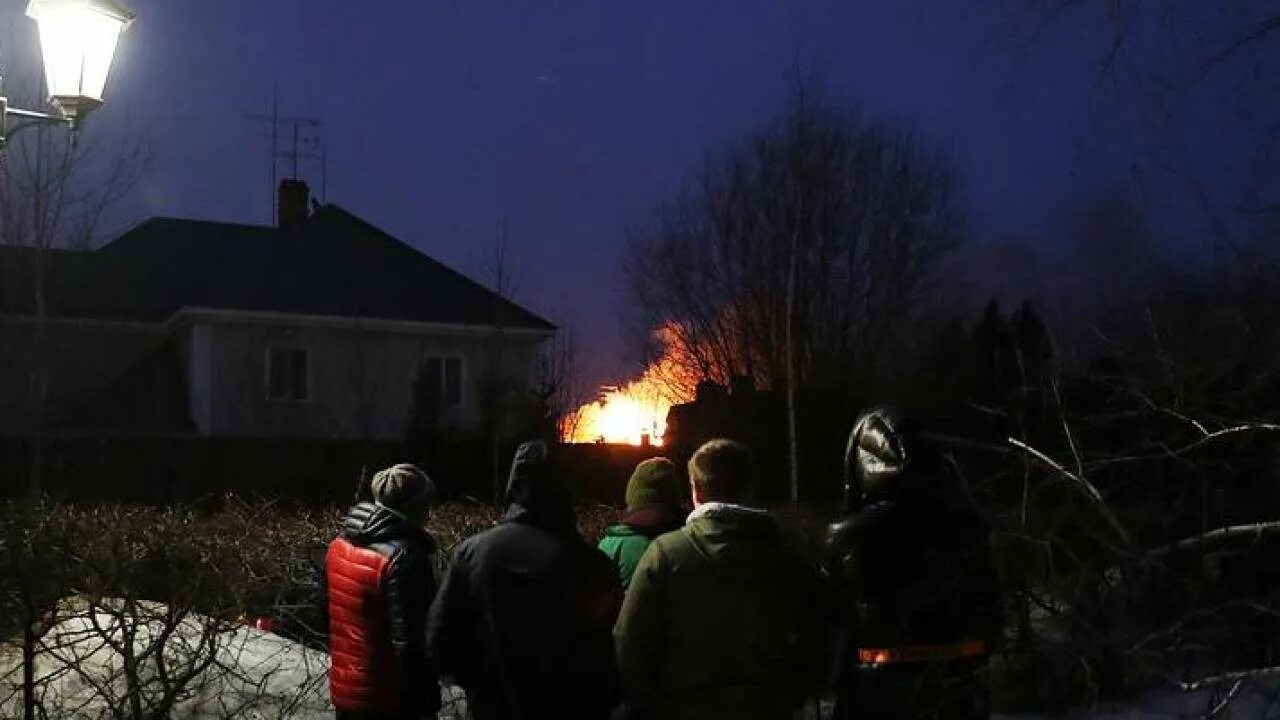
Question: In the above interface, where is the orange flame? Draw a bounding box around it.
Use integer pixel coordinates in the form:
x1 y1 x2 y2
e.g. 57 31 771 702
564 326 698 446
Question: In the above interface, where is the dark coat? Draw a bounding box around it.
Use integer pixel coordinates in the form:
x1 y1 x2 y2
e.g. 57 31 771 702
825 408 1002 720
425 441 623 720
614 503 826 720
327 502 439 718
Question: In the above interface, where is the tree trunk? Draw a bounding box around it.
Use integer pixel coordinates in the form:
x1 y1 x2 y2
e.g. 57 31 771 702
785 227 801 509
21 593 37 720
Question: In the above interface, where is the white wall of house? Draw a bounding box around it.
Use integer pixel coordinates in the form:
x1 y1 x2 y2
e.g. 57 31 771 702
182 324 214 435
192 313 547 441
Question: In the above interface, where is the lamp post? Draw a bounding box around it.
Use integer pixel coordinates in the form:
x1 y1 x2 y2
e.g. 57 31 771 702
0 0 134 148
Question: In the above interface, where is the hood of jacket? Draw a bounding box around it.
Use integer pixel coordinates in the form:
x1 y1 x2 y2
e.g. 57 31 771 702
616 505 682 539
844 406 969 512
340 501 436 552
602 523 645 539
503 440 576 534
683 502 785 579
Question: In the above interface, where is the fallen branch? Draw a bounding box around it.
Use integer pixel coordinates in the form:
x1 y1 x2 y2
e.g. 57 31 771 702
1179 666 1280 693
1007 437 1133 546
1203 679 1243 718
1171 423 1280 457
1146 521 1280 559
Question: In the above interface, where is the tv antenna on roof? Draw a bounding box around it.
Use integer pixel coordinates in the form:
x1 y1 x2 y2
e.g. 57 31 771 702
246 83 327 223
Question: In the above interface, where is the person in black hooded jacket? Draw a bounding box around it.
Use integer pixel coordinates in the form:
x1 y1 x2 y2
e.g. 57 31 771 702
425 441 623 720
824 408 1002 720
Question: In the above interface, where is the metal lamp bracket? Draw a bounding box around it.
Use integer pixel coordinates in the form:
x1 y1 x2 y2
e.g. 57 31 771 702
0 77 74 151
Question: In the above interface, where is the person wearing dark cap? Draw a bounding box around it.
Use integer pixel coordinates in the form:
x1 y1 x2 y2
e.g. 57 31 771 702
327 463 440 720
426 440 622 720
598 457 685 588
824 408 1002 720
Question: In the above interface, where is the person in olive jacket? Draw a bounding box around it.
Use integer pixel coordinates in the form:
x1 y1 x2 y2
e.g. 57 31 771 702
825 407 1003 720
326 463 440 720
425 441 622 720
614 439 825 720
598 457 685 588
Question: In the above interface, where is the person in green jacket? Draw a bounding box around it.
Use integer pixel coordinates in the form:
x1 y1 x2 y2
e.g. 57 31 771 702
598 457 685 588
613 439 826 720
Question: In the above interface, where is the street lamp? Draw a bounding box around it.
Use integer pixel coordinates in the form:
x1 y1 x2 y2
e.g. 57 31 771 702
0 0 134 148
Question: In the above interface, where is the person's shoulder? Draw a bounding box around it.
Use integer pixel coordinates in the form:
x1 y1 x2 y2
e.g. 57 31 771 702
598 523 634 544
448 523 505 559
406 527 439 555
645 526 693 560
613 529 652 549
823 502 895 555
848 499 901 532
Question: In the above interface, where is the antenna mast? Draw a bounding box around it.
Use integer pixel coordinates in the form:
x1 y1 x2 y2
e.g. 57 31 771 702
247 92 327 222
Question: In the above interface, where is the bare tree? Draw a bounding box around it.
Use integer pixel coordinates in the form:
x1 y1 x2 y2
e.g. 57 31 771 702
939 264 1280 714
629 91 961 397
629 89 961 503
479 221 518 504
993 0 1280 256
535 326 589 443
0 77 146 496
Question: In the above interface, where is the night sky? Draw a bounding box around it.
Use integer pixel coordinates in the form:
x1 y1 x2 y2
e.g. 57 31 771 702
1 1 1261 388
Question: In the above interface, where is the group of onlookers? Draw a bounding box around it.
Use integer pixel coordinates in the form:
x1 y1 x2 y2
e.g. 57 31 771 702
325 407 1002 720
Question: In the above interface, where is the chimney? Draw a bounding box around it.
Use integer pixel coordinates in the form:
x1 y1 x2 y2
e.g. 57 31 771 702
278 179 310 228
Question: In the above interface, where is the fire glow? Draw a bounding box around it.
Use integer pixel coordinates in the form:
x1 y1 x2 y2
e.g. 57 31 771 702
564 327 697 446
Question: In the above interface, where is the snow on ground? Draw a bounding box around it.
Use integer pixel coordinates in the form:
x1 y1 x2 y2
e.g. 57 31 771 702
1037 683 1280 719
0 597 330 719
0 596 469 720
990 681 1280 719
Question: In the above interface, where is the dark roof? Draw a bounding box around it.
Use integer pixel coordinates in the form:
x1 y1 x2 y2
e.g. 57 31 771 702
53 346 195 437
1 205 554 331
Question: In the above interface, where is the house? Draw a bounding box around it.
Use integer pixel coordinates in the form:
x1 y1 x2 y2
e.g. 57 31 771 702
0 181 554 499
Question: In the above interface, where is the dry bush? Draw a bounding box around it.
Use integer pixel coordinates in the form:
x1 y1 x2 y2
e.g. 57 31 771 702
0 499 330 719
0 496 629 719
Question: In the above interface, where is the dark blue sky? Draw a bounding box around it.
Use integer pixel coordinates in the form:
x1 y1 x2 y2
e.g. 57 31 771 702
2 1 1255 386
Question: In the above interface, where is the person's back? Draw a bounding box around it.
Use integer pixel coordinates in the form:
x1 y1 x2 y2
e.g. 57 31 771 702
825 408 1001 720
598 457 684 588
836 492 997 650
615 439 823 720
427 441 621 720
327 464 439 720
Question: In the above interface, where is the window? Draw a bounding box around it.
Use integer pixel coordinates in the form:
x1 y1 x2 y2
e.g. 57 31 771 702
267 347 309 401
420 355 463 407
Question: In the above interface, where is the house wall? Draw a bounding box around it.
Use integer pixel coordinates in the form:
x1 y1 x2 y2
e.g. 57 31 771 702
179 324 214 435
0 318 166 436
205 320 544 440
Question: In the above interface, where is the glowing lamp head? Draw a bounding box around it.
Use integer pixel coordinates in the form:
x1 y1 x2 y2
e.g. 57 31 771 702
25 0 134 123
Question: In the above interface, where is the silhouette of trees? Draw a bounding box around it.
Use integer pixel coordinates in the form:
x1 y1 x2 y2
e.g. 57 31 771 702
917 259 1280 711
628 90 963 399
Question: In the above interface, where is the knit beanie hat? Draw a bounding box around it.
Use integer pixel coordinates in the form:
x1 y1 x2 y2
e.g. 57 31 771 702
625 457 682 512
371 463 436 518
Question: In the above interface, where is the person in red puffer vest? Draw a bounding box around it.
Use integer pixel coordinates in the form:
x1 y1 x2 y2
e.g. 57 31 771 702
327 464 440 720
